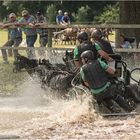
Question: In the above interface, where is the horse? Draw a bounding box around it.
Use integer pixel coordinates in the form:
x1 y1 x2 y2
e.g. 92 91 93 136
13 55 77 94
37 59 77 92
62 49 78 73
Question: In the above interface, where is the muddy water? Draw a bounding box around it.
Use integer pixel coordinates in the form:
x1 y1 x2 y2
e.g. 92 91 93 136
0 76 140 139
0 78 95 139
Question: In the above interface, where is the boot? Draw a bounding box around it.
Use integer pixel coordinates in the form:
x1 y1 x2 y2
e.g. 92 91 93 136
109 105 121 113
102 99 121 113
114 95 133 112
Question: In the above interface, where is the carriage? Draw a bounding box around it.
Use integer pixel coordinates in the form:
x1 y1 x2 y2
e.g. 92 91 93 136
12 51 140 114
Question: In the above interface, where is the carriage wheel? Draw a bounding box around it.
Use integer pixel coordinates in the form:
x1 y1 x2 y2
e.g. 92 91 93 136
64 88 78 101
126 98 136 111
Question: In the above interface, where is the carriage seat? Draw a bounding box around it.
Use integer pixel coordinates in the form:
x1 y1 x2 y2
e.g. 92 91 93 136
108 54 122 77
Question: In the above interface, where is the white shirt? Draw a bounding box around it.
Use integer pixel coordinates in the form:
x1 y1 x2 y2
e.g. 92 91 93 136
121 41 132 49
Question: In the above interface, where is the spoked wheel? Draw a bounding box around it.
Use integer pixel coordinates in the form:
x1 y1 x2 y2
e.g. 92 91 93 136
64 86 90 102
126 97 137 111
130 68 140 84
64 88 78 101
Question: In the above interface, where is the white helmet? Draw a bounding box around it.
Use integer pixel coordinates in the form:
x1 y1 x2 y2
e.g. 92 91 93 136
9 13 16 18
64 12 68 15
58 10 62 13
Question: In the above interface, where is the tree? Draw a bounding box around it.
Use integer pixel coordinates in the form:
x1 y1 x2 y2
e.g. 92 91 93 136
46 4 57 24
119 1 140 47
94 4 119 24
0 1 8 21
75 5 91 24
0 1 117 23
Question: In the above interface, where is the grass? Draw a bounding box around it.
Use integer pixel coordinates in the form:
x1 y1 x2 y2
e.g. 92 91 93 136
0 29 40 47
0 30 115 47
0 31 28 95
0 63 28 96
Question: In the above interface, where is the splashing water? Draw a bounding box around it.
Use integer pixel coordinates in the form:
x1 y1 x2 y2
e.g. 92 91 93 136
0 76 97 139
0 53 140 139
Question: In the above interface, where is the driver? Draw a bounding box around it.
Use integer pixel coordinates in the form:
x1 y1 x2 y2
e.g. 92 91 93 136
91 29 114 54
80 50 133 113
73 31 112 69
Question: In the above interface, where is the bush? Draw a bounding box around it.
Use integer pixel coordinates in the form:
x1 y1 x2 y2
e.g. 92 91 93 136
46 4 57 24
75 5 91 24
94 4 119 24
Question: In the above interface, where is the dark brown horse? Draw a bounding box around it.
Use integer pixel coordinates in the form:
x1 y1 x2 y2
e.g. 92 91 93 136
13 55 77 93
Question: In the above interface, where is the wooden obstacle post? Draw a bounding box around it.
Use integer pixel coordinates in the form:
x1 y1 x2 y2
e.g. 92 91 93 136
48 28 52 48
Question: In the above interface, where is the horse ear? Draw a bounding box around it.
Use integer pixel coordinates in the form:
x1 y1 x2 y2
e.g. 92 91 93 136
39 59 42 65
42 59 50 65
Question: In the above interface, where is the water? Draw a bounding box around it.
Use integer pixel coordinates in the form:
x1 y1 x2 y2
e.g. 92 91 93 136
0 77 140 139
0 53 140 139
0 77 97 139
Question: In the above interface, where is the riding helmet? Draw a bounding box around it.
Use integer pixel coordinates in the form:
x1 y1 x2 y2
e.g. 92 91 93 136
80 50 94 60
77 32 88 41
91 29 102 39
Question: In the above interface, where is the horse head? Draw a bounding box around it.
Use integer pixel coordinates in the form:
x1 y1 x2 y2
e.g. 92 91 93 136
63 50 77 73
13 54 38 75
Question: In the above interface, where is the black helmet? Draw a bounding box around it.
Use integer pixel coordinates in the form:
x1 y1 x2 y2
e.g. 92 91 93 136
91 29 102 39
80 50 94 60
77 32 88 41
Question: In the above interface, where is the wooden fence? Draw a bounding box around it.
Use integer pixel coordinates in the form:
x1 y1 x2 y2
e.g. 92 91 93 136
0 47 140 53
0 23 140 50
0 23 140 47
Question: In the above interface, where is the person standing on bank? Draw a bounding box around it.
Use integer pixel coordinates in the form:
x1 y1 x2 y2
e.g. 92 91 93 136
35 11 48 59
56 10 63 25
1 13 22 64
18 10 37 59
60 12 71 26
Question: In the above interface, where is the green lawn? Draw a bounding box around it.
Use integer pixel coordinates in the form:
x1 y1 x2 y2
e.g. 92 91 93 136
0 63 28 96
0 30 27 95
0 30 8 46
0 29 40 47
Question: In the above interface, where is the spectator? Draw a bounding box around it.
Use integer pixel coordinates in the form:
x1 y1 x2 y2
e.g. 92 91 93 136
18 10 37 59
60 12 71 26
120 34 132 49
56 10 63 25
35 11 47 59
1 13 22 64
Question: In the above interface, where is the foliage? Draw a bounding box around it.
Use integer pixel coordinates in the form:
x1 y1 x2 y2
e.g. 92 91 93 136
0 1 117 24
94 3 119 23
75 5 91 24
46 4 57 24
